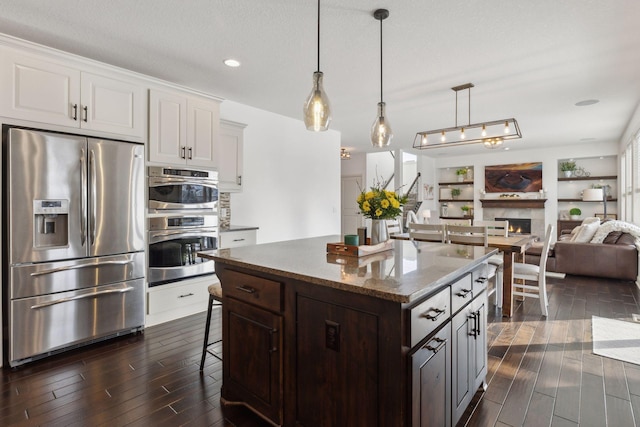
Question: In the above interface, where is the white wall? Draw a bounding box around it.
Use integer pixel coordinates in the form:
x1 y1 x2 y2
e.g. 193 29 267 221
221 100 341 244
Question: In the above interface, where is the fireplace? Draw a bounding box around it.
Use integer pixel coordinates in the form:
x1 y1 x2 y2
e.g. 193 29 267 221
495 217 531 235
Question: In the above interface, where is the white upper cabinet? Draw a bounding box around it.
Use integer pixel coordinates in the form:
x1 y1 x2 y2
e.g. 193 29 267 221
148 88 220 168
80 72 145 137
218 120 246 192
0 46 145 138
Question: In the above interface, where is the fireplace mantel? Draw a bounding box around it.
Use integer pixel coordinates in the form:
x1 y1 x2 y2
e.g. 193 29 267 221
480 198 547 209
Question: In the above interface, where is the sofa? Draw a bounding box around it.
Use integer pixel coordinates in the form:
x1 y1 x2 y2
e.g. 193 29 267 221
525 219 639 281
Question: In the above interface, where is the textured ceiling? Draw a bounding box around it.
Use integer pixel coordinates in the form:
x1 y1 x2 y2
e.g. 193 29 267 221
0 0 639 156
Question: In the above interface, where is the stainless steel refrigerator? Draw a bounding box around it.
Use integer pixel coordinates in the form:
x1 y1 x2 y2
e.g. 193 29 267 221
3 128 145 366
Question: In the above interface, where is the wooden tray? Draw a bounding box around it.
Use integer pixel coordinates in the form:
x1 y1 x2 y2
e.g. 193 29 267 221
326 239 394 257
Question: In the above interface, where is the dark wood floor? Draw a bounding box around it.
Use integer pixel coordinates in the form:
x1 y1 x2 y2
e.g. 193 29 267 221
1 275 639 426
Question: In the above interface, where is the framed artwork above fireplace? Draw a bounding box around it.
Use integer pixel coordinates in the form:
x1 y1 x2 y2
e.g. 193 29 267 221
485 162 542 193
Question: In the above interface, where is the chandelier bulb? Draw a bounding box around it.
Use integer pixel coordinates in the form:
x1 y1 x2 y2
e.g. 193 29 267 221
460 128 465 139
481 124 487 137
440 131 446 142
504 121 510 134
421 134 427 145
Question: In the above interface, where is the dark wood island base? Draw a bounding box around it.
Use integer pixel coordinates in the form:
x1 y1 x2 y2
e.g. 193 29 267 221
201 236 496 426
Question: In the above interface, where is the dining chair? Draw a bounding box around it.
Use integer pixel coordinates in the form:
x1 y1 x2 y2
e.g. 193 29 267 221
512 224 554 316
445 224 488 246
386 218 402 236
474 220 508 307
408 223 446 243
445 224 501 305
440 218 472 226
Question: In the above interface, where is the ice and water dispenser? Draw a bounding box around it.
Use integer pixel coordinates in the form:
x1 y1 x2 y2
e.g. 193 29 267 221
33 199 69 248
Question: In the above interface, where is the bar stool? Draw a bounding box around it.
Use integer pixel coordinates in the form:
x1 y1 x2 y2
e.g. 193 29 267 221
200 282 223 370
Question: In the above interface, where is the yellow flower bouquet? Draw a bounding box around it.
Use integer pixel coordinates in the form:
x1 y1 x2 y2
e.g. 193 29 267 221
356 183 407 220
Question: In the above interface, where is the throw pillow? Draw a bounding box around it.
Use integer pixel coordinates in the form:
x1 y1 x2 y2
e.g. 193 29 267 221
570 221 600 243
581 217 601 226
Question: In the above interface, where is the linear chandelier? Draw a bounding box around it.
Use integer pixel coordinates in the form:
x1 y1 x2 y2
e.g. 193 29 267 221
413 83 522 150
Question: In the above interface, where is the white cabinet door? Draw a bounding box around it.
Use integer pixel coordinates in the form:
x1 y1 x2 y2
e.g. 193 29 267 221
218 120 246 192
0 46 145 139
149 89 187 164
81 72 145 138
0 47 80 127
186 98 220 168
148 89 220 168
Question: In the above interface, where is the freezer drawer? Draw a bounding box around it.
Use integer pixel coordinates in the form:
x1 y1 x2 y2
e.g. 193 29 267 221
9 279 144 365
10 252 145 299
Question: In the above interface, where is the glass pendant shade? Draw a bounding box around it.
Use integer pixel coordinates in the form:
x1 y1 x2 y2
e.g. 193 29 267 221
303 71 331 131
371 102 392 147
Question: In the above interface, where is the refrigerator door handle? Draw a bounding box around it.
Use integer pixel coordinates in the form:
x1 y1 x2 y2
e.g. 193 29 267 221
30 286 135 309
30 260 133 277
80 148 87 247
89 149 97 245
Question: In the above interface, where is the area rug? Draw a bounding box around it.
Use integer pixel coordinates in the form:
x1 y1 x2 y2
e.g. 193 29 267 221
592 315 640 366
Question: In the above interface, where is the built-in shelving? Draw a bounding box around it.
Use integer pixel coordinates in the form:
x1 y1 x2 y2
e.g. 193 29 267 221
439 199 474 203
557 175 616 182
557 156 618 220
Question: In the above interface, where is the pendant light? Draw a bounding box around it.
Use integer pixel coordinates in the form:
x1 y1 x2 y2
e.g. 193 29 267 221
303 0 331 132
371 8 392 147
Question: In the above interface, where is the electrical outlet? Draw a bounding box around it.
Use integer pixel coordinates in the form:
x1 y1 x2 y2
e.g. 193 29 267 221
325 320 340 352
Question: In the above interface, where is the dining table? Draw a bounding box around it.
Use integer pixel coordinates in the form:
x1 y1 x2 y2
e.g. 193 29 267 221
391 233 536 317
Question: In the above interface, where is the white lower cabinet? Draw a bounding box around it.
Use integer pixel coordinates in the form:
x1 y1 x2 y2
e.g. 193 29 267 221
219 229 257 249
146 276 214 326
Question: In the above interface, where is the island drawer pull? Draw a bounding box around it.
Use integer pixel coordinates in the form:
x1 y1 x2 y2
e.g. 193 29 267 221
178 293 194 298
424 337 447 354
269 328 279 353
235 285 257 294
455 288 472 298
475 277 488 283
422 307 445 321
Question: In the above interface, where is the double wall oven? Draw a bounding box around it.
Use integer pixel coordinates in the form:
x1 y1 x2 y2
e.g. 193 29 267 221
147 167 219 286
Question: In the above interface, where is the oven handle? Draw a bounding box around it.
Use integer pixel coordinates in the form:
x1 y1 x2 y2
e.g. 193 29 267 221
148 230 218 244
30 286 134 309
30 260 133 277
148 176 218 187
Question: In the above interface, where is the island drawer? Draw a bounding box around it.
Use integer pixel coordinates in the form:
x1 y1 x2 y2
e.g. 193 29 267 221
222 269 283 312
451 273 473 314
472 263 489 296
409 286 450 348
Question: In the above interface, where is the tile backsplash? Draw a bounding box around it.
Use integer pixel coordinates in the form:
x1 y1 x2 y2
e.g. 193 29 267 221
219 192 231 228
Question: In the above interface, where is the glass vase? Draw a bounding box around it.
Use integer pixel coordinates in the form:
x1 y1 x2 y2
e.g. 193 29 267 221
370 219 389 245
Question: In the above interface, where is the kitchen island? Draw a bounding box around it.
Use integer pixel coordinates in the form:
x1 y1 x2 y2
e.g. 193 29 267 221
199 235 496 426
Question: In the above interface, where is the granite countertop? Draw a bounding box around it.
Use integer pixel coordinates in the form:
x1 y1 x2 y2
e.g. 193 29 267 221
199 235 496 304
219 225 259 233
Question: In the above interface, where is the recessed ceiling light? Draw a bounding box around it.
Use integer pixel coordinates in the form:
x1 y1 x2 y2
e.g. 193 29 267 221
504 147 510 151
575 99 599 106
223 59 241 68
580 137 596 141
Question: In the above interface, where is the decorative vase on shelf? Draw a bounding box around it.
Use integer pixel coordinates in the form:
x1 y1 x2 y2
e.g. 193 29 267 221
563 171 572 178
370 219 389 245
457 175 464 182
